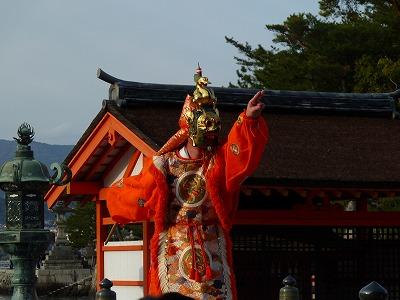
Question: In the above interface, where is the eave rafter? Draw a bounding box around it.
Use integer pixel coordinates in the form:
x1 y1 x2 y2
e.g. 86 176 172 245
45 112 156 208
83 138 122 180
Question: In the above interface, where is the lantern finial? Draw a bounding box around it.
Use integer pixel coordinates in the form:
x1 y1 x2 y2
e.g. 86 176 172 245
14 122 35 145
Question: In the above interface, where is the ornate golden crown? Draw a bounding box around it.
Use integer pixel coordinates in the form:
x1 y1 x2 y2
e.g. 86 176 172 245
193 64 217 105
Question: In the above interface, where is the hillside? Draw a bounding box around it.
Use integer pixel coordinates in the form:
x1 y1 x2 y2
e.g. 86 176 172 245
0 139 74 225
0 139 73 166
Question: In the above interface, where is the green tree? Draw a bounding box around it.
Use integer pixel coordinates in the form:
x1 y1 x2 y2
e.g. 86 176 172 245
226 0 400 92
65 201 96 250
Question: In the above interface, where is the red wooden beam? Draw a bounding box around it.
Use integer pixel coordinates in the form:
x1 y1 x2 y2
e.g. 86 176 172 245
234 210 400 226
112 280 144 286
46 112 157 208
96 199 107 291
102 217 114 226
46 114 112 208
102 245 143 251
109 114 156 157
143 221 152 296
246 185 400 193
98 188 110 201
123 149 141 178
66 181 101 195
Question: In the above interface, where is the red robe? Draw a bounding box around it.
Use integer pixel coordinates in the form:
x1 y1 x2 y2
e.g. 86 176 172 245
106 111 268 299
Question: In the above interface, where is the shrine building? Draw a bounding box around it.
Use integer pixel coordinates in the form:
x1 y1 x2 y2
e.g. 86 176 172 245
45 69 400 300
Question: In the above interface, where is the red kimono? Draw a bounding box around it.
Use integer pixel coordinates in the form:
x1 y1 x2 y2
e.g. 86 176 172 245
106 111 268 300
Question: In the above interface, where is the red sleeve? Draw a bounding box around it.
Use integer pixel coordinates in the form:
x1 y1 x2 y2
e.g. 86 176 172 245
106 156 156 224
223 111 268 191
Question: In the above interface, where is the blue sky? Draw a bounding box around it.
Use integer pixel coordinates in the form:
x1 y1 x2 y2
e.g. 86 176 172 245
0 1 319 144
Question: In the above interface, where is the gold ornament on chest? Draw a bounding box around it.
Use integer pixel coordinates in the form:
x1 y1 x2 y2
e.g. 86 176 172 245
176 171 207 207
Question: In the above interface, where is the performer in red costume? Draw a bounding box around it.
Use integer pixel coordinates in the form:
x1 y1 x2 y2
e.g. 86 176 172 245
106 66 268 300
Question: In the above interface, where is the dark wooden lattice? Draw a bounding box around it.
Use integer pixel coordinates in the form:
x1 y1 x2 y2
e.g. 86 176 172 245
232 226 400 300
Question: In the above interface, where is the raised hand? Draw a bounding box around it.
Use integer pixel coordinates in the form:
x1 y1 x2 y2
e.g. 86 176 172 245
246 90 266 118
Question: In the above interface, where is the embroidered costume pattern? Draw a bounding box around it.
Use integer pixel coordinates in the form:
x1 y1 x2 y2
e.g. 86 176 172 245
155 151 232 299
106 66 268 300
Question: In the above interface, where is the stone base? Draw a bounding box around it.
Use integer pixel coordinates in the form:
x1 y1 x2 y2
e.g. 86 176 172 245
36 268 92 296
0 270 12 295
0 268 93 297
42 259 85 270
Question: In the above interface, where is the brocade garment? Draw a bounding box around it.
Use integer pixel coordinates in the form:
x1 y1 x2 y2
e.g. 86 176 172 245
106 111 269 300
154 149 232 300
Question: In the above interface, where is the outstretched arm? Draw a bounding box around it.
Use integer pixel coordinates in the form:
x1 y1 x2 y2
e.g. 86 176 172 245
246 90 266 118
223 90 268 191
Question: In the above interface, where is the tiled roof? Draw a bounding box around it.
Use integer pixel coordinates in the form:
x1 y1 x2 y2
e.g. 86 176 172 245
64 70 400 188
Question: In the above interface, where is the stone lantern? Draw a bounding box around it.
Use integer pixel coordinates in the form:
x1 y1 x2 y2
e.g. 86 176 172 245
0 123 71 300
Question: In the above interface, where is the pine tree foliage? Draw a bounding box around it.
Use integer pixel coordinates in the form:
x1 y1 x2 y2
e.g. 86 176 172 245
65 201 96 250
226 0 400 92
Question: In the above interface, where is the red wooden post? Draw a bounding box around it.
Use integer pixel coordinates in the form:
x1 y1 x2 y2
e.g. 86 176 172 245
143 220 154 295
96 198 107 290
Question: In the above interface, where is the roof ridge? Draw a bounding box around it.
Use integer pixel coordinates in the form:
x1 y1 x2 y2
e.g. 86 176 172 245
97 68 399 118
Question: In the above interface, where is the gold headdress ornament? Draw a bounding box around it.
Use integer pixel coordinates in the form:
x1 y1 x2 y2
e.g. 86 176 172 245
156 65 220 155
193 63 217 105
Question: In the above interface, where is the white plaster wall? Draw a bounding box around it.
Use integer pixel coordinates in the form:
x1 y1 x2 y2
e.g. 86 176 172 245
103 241 144 281
112 286 143 300
131 153 143 176
103 148 144 187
